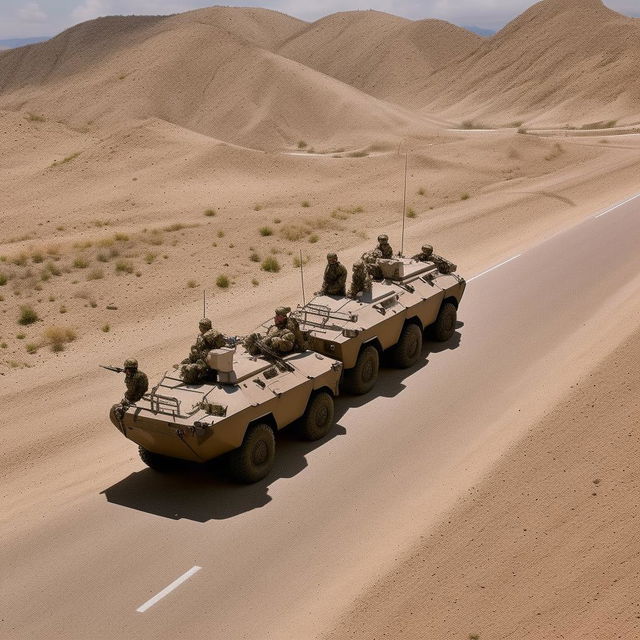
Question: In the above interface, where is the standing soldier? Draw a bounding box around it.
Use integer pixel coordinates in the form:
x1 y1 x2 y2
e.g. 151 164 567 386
348 260 371 299
319 252 347 296
123 358 148 403
376 234 394 259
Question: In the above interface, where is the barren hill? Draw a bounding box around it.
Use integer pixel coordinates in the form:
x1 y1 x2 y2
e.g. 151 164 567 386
279 10 483 105
414 0 640 126
0 7 436 150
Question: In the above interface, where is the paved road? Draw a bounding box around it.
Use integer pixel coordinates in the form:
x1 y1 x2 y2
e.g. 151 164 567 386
1 195 639 639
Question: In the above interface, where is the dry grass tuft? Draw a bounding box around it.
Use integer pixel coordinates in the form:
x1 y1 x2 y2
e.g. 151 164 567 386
51 152 81 167
18 305 39 326
216 275 230 288
261 257 280 273
259 226 274 237
43 326 77 352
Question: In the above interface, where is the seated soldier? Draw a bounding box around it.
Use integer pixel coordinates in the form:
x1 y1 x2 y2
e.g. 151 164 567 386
376 234 394 259
180 318 226 384
244 307 300 357
348 260 371 299
319 252 347 296
412 244 434 262
361 249 383 280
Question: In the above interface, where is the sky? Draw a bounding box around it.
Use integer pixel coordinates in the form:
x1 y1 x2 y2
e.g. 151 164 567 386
0 0 638 39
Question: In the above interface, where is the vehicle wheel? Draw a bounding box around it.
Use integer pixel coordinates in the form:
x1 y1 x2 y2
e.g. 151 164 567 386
391 323 423 368
228 423 275 483
343 345 379 395
138 446 177 472
430 302 457 342
298 391 334 441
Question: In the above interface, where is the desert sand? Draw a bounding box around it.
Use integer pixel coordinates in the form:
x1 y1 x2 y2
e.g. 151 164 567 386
1 1 640 638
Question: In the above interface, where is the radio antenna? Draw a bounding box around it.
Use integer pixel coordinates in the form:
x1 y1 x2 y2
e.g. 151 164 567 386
299 250 306 306
203 290 206 319
400 152 408 257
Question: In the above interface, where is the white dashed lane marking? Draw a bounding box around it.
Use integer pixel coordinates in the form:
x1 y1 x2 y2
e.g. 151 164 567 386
136 566 202 613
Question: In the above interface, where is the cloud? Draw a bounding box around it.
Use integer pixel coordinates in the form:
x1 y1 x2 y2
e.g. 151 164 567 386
18 2 48 23
71 0 112 22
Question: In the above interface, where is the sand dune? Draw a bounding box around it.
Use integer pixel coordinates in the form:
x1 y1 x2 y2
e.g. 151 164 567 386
415 0 640 126
279 10 482 106
0 8 435 150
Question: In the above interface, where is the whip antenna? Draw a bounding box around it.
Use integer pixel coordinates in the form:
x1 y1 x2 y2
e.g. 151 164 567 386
203 290 206 318
299 250 306 306
400 152 408 257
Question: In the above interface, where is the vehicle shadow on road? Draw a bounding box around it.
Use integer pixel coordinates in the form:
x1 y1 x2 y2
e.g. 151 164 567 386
101 424 347 522
101 324 463 522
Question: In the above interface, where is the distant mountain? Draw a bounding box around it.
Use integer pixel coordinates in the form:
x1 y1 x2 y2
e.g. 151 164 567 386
463 26 496 37
0 37 49 49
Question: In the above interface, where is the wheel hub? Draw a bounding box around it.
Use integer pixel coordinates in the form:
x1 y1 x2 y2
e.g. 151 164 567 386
252 439 269 466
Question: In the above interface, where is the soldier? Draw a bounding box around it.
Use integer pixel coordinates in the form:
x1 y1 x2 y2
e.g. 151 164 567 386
376 234 394 259
180 318 226 384
412 244 434 262
361 249 383 280
348 260 371 299
319 252 347 296
245 307 298 356
123 358 148 403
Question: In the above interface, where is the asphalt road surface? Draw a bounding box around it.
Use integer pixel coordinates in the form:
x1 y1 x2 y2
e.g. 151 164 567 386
2 194 639 639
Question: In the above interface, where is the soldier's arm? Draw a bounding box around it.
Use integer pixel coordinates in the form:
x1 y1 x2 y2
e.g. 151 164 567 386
273 330 295 352
338 265 347 287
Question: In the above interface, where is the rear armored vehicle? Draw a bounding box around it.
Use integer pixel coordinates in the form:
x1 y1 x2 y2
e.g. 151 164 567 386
294 253 465 394
109 345 342 482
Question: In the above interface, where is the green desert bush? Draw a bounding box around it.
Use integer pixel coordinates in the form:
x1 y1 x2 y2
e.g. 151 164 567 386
18 305 39 325
216 274 230 288
259 226 273 237
261 256 280 273
43 326 77 352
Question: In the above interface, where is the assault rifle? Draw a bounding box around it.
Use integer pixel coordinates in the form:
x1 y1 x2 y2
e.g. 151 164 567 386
100 364 125 374
255 338 295 372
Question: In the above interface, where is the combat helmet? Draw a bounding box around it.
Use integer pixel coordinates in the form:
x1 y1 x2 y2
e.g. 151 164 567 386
421 244 434 257
199 317 212 331
377 234 389 244
326 252 338 261
124 358 138 370
275 306 291 317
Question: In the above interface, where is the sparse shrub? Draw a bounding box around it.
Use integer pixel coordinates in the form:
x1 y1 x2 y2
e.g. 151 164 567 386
12 253 27 266
254 204 262 211
293 255 309 268
517 127 527 135
261 257 280 273
31 252 44 264
102 324 110 332
115 260 134 274
73 257 89 269
96 253 109 262
0 273 6 286
259 226 273 237
216 275 229 288
16 333 25 340
297 140 307 149
249 252 260 262
0 342 7 349
45 261 61 276
18 305 39 325
43 326 77 352
26 343 38 354
308 234 319 243
114 232 129 242
26 113 46 122
417 188 425 196
280 225 309 241
406 208 417 218
217 230 225 238
204 208 216 217
301 200 310 208
59 305 67 314
187 279 198 288
163 223 186 232
87 268 104 280
273 218 281 224
461 193 470 201
50 152 81 167
251 278 259 286
144 252 156 264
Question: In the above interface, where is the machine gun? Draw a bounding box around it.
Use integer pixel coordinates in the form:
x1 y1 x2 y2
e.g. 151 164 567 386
100 364 125 374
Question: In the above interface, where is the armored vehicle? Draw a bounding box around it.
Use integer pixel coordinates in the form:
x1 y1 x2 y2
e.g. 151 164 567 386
293 255 465 394
109 345 342 482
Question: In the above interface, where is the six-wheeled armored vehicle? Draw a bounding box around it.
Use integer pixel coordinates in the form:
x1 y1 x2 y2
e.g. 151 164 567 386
293 256 466 394
109 345 342 482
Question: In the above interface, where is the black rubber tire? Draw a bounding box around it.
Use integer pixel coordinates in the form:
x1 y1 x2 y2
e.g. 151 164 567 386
391 323 423 368
228 423 275 483
138 446 177 472
343 344 379 395
431 302 457 342
298 391 335 441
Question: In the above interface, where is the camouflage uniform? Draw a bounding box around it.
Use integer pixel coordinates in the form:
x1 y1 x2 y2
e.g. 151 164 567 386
244 306 300 356
412 244 434 262
361 248 384 280
180 318 226 384
320 253 347 296
123 359 148 403
376 234 393 259
348 260 371 299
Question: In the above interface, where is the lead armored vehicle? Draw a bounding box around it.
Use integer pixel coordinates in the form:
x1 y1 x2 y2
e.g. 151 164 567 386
109 345 342 482
293 254 465 394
